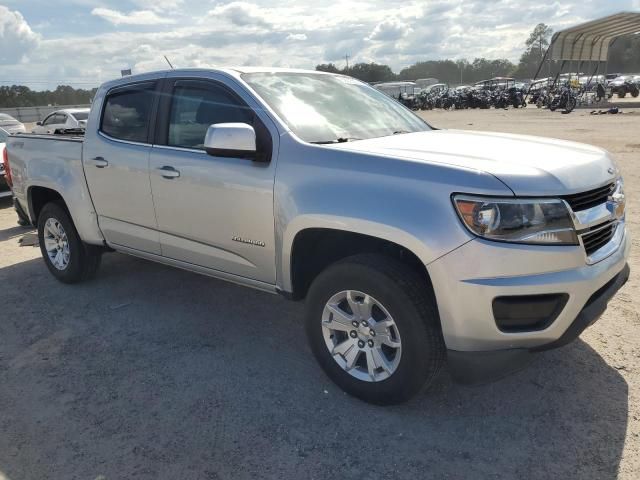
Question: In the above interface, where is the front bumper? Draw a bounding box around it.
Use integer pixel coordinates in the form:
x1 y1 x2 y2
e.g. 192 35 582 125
447 263 629 384
428 224 630 383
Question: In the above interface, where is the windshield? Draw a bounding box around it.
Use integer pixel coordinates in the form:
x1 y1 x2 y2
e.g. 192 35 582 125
242 72 430 143
71 111 89 121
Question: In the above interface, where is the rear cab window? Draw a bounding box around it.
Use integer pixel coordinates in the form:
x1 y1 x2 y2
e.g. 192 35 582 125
101 83 156 143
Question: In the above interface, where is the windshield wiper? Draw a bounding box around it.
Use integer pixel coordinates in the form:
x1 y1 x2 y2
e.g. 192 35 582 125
392 130 410 135
310 137 361 144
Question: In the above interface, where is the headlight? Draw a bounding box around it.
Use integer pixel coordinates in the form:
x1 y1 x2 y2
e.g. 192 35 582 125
453 195 578 245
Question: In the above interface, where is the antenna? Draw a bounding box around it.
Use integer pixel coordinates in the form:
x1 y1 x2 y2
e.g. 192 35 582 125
164 56 175 69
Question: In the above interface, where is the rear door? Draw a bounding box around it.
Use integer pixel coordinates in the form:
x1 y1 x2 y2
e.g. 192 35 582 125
148 76 278 283
83 81 162 254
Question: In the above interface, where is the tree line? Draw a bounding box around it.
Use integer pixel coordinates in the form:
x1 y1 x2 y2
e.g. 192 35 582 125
317 24 640 84
0 85 97 109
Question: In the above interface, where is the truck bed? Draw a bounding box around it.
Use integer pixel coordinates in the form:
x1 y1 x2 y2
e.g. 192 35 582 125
7 133 103 244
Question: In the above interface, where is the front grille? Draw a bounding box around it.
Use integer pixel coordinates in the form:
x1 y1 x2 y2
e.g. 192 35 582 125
563 183 614 211
582 222 616 256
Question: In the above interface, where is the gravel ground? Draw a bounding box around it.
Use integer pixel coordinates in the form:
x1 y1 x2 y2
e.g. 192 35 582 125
1 107 639 480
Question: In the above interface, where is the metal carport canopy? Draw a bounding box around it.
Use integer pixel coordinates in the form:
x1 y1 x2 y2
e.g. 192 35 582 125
550 12 640 62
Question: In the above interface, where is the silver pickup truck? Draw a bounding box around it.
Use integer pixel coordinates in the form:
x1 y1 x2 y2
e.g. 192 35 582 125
5 68 630 404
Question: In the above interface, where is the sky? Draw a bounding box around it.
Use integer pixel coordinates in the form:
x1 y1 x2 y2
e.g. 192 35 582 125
1 0 639 90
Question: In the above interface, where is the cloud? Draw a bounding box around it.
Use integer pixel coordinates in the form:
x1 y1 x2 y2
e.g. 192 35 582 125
133 0 185 12
0 6 40 64
207 2 271 27
367 19 409 42
91 8 176 26
286 33 307 41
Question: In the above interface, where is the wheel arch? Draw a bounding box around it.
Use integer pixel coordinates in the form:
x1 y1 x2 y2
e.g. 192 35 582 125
28 185 69 223
26 183 105 246
282 217 437 301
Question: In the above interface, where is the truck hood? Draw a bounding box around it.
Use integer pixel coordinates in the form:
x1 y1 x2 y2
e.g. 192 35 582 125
327 129 617 196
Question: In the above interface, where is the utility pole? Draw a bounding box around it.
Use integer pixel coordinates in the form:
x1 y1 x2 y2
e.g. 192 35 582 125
345 54 350 71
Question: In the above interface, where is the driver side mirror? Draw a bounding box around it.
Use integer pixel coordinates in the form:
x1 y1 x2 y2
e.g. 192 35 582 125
36 121 42 126
204 123 261 161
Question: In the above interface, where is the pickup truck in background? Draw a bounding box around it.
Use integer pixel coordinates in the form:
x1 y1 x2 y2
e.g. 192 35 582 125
5 68 630 404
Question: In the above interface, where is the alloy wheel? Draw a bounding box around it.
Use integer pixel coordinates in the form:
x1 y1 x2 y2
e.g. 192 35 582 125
321 290 402 382
43 217 70 270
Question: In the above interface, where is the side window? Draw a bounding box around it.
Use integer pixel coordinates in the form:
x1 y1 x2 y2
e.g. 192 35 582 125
101 84 155 143
43 114 57 125
58 114 67 124
167 84 253 149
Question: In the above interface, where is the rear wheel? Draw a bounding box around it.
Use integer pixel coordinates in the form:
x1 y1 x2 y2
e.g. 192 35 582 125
305 254 445 405
37 202 102 283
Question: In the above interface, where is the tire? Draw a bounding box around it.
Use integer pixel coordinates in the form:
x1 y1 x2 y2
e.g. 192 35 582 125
618 90 626 98
564 97 577 113
37 202 102 283
305 254 445 405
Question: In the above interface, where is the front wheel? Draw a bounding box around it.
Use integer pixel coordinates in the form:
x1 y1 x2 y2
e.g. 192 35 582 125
305 254 445 405
564 96 577 113
37 202 102 283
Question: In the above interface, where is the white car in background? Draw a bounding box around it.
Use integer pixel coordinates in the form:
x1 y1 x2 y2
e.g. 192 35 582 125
0 113 26 134
32 108 90 134
0 127 12 198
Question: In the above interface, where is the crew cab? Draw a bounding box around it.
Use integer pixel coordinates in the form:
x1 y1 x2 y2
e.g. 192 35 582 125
5 68 630 404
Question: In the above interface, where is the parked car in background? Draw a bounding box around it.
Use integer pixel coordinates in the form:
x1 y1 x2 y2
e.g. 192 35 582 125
32 108 90 134
5 68 630 404
608 75 640 98
0 113 26 134
0 127 12 198
373 81 417 99
423 83 448 94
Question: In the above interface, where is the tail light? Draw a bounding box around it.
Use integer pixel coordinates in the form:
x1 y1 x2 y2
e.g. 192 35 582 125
3 147 12 188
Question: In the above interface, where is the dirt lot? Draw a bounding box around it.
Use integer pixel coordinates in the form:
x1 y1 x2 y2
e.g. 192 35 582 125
1 107 639 480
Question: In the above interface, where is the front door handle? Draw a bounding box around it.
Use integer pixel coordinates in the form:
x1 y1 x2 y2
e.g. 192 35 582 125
157 166 180 179
90 156 109 168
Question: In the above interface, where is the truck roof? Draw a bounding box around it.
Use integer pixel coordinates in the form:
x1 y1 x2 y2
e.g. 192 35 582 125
100 67 329 90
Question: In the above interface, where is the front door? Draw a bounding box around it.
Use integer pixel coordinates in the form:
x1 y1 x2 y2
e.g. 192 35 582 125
83 81 161 254
148 77 277 283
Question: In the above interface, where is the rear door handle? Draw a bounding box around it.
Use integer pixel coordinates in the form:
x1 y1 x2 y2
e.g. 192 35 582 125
89 156 109 168
157 166 180 179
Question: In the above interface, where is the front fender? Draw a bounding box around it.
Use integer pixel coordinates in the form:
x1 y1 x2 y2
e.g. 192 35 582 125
273 135 514 292
278 214 445 292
